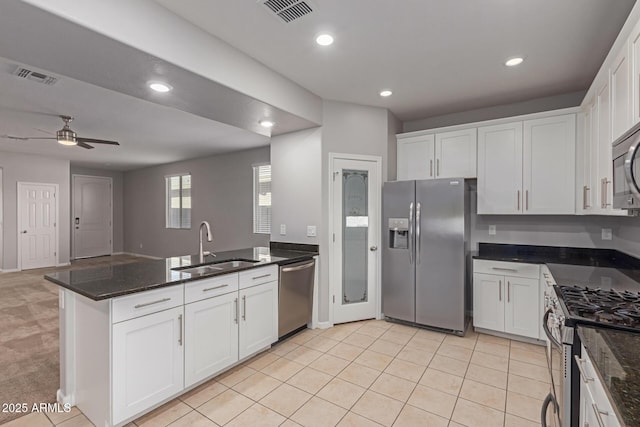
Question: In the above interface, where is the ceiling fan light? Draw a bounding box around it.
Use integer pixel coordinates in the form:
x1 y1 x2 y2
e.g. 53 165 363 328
57 129 77 146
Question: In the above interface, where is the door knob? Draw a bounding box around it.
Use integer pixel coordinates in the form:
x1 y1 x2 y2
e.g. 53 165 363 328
21 230 27 234
370 245 378 251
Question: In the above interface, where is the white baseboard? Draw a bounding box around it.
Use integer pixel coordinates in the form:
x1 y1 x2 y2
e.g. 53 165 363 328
57 262 71 267
56 389 75 406
313 321 332 330
0 268 19 273
118 252 162 260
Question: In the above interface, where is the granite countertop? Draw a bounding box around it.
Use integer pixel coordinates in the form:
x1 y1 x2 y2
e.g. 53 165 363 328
578 325 640 427
45 246 316 301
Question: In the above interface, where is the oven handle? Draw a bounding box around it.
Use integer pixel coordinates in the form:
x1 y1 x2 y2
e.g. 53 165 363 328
623 134 640 200
540 393 555 427
542 309 562 349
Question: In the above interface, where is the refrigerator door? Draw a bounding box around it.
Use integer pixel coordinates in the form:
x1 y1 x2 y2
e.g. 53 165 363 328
415 179 466 332
381 180 415 322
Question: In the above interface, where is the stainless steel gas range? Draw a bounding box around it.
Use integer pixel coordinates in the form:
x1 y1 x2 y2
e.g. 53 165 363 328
542 263 640 427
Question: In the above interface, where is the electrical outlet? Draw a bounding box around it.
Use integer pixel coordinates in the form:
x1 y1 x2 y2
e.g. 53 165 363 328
488 225 496 236
139 243 143 249
280 224 286 235
601 228 612 241
307 225 317 237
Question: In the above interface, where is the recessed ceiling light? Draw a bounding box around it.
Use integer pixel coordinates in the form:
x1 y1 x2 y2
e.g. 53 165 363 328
315 34 334 46
505 57 524 67
379 90 393 97
259 120 274 128
148 81 172 92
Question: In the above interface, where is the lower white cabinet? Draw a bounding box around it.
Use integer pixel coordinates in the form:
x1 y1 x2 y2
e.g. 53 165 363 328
239 281 278 359
112 306 184 425
473 273 505 332
184 291 239 387
503 276 539 338
578 345 621 427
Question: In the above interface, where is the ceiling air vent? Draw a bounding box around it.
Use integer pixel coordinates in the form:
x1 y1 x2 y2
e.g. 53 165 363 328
12 66 58 85
261 0 314 23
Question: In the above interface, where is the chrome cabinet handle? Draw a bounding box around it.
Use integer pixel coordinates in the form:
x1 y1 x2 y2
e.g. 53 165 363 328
517 190 520 210
234 298 238 324
134 298 170 309
492 267 517 272
574 355 594 382
592 403 608 427
252 274 271 280
430 160 433 177
408 202 414 265
525 190 529 210
282 261 315 272
416 203 421 264
242 295 247 321
436 159 440 176
508 281 511 302
178 314 183 346
583 185 590 209
603 178 611 207
203 284 228 292
499 280 502 301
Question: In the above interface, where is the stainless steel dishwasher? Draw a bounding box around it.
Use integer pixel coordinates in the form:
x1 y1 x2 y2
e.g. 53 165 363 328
278 258 316 338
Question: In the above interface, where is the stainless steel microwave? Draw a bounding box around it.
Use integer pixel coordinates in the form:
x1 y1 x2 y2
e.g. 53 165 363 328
612 121 640 210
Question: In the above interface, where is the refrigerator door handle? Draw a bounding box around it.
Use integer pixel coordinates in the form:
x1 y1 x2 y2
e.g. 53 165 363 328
416 202 421 264
408 202 414 264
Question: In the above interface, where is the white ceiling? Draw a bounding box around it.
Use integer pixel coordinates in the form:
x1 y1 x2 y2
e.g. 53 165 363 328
155 0 636 121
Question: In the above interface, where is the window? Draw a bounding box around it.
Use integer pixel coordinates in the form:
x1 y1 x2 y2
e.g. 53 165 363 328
166 174 191 229
253 164 271 234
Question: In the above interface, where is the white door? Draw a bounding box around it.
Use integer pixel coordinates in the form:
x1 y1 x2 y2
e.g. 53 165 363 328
504 276 539 339
17 182 58 270
73 175 112 258
397 135 434 180
477 122 523 214
435 128 477 178
185 292 239 387
239 282 278 359
522 115 576 214
112 306 184 424
331 156 380 324
472 273 505 332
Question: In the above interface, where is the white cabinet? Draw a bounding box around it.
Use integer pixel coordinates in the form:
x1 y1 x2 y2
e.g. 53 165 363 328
632 19 640 125
397 129 476 181
477 122 523 214
112 306 184 424
611 45 632 141
473 260 540 340
576 106 595 213
596 81 614 212
184 291 239 387
477 114 576 215
239 281 278 359
577 345 622 427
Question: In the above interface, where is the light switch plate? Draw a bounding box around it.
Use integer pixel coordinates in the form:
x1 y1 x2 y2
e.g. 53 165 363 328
601 228 612 241
488 225 496 236
280 224 286 235
307 225 317 237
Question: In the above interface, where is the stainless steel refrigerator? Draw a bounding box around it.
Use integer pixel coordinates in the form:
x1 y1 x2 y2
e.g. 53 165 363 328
382 178 470 335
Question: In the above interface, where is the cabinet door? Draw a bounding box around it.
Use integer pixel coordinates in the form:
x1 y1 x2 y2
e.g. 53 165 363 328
435 128 477 178
112 306 184 424
397 135 435 180
239 281 278 360
632 20 640 125
184 292 239 387
504 276 539 339
472 273 505 332
596 81 613 211
523 115 576 214
611 44 632 141
577 105 595 213
477 122 523 214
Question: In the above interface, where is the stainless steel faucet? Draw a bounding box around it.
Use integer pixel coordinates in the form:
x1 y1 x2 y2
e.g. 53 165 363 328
198 221 214 263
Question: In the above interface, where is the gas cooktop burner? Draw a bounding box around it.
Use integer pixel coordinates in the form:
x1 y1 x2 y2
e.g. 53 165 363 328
557 285 640 329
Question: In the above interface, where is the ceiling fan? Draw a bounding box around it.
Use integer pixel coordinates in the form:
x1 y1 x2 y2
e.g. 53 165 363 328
2 115 120 149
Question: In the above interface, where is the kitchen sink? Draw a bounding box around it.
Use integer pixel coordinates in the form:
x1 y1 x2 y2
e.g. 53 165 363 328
172 258 260 275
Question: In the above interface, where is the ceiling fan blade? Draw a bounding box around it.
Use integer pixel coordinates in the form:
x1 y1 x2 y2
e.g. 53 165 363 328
77 141 95 149
77 137 119 146
2 135 56 140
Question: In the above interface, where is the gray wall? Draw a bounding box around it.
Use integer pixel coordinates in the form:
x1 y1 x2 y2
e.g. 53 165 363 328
270 127 322 245
123 147 270 258
609 216 640 257
0 151 70 270
403 91 585 133
70 166 124 254
387 111 402 181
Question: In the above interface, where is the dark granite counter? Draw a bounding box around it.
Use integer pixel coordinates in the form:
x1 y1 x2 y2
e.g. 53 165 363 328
45 246 316 301
578 325 640 427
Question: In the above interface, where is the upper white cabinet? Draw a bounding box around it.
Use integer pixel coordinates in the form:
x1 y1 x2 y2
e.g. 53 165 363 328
477 122 523 214
477 114 576 215
631 18 640 125
576 107 595 213
397 128 476 180
611 44 632 141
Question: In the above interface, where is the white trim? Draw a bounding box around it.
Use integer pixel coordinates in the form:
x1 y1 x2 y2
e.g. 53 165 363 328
397 106 581 139
72 174 113 259
327 153 383 326
0 268 19 273
57 262 71 267
17 181 59 271
163 172 191 178
118 252 162 260
314 321 333 330
165 173 192 230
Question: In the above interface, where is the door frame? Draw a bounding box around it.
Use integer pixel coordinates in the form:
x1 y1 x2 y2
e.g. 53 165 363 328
328 152 383 326
72 174 113 259
17 181 59 271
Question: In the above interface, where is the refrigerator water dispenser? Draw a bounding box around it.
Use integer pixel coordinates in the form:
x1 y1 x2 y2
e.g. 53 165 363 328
388 218 409 249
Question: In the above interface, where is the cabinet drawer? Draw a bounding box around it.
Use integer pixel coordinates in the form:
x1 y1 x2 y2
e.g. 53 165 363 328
578 349 619 425
112 285 184 323
473 260 540 279
239 265 278 290
185 273 239 304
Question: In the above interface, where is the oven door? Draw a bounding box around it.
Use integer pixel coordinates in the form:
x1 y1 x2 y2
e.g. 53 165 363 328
542 309 563 427
613 129 640 209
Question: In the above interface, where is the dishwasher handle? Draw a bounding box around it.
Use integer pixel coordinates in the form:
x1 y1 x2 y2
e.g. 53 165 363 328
281 260 315 273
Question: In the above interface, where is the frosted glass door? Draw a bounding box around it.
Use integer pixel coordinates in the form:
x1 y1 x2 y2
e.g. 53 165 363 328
342 169 369 304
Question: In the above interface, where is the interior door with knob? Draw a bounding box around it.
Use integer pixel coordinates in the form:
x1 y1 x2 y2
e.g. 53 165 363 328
17 182 58 270
331 155 381 324
73 175 112 259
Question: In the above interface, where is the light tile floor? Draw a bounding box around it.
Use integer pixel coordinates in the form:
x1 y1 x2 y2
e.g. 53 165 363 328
2 320 549 427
